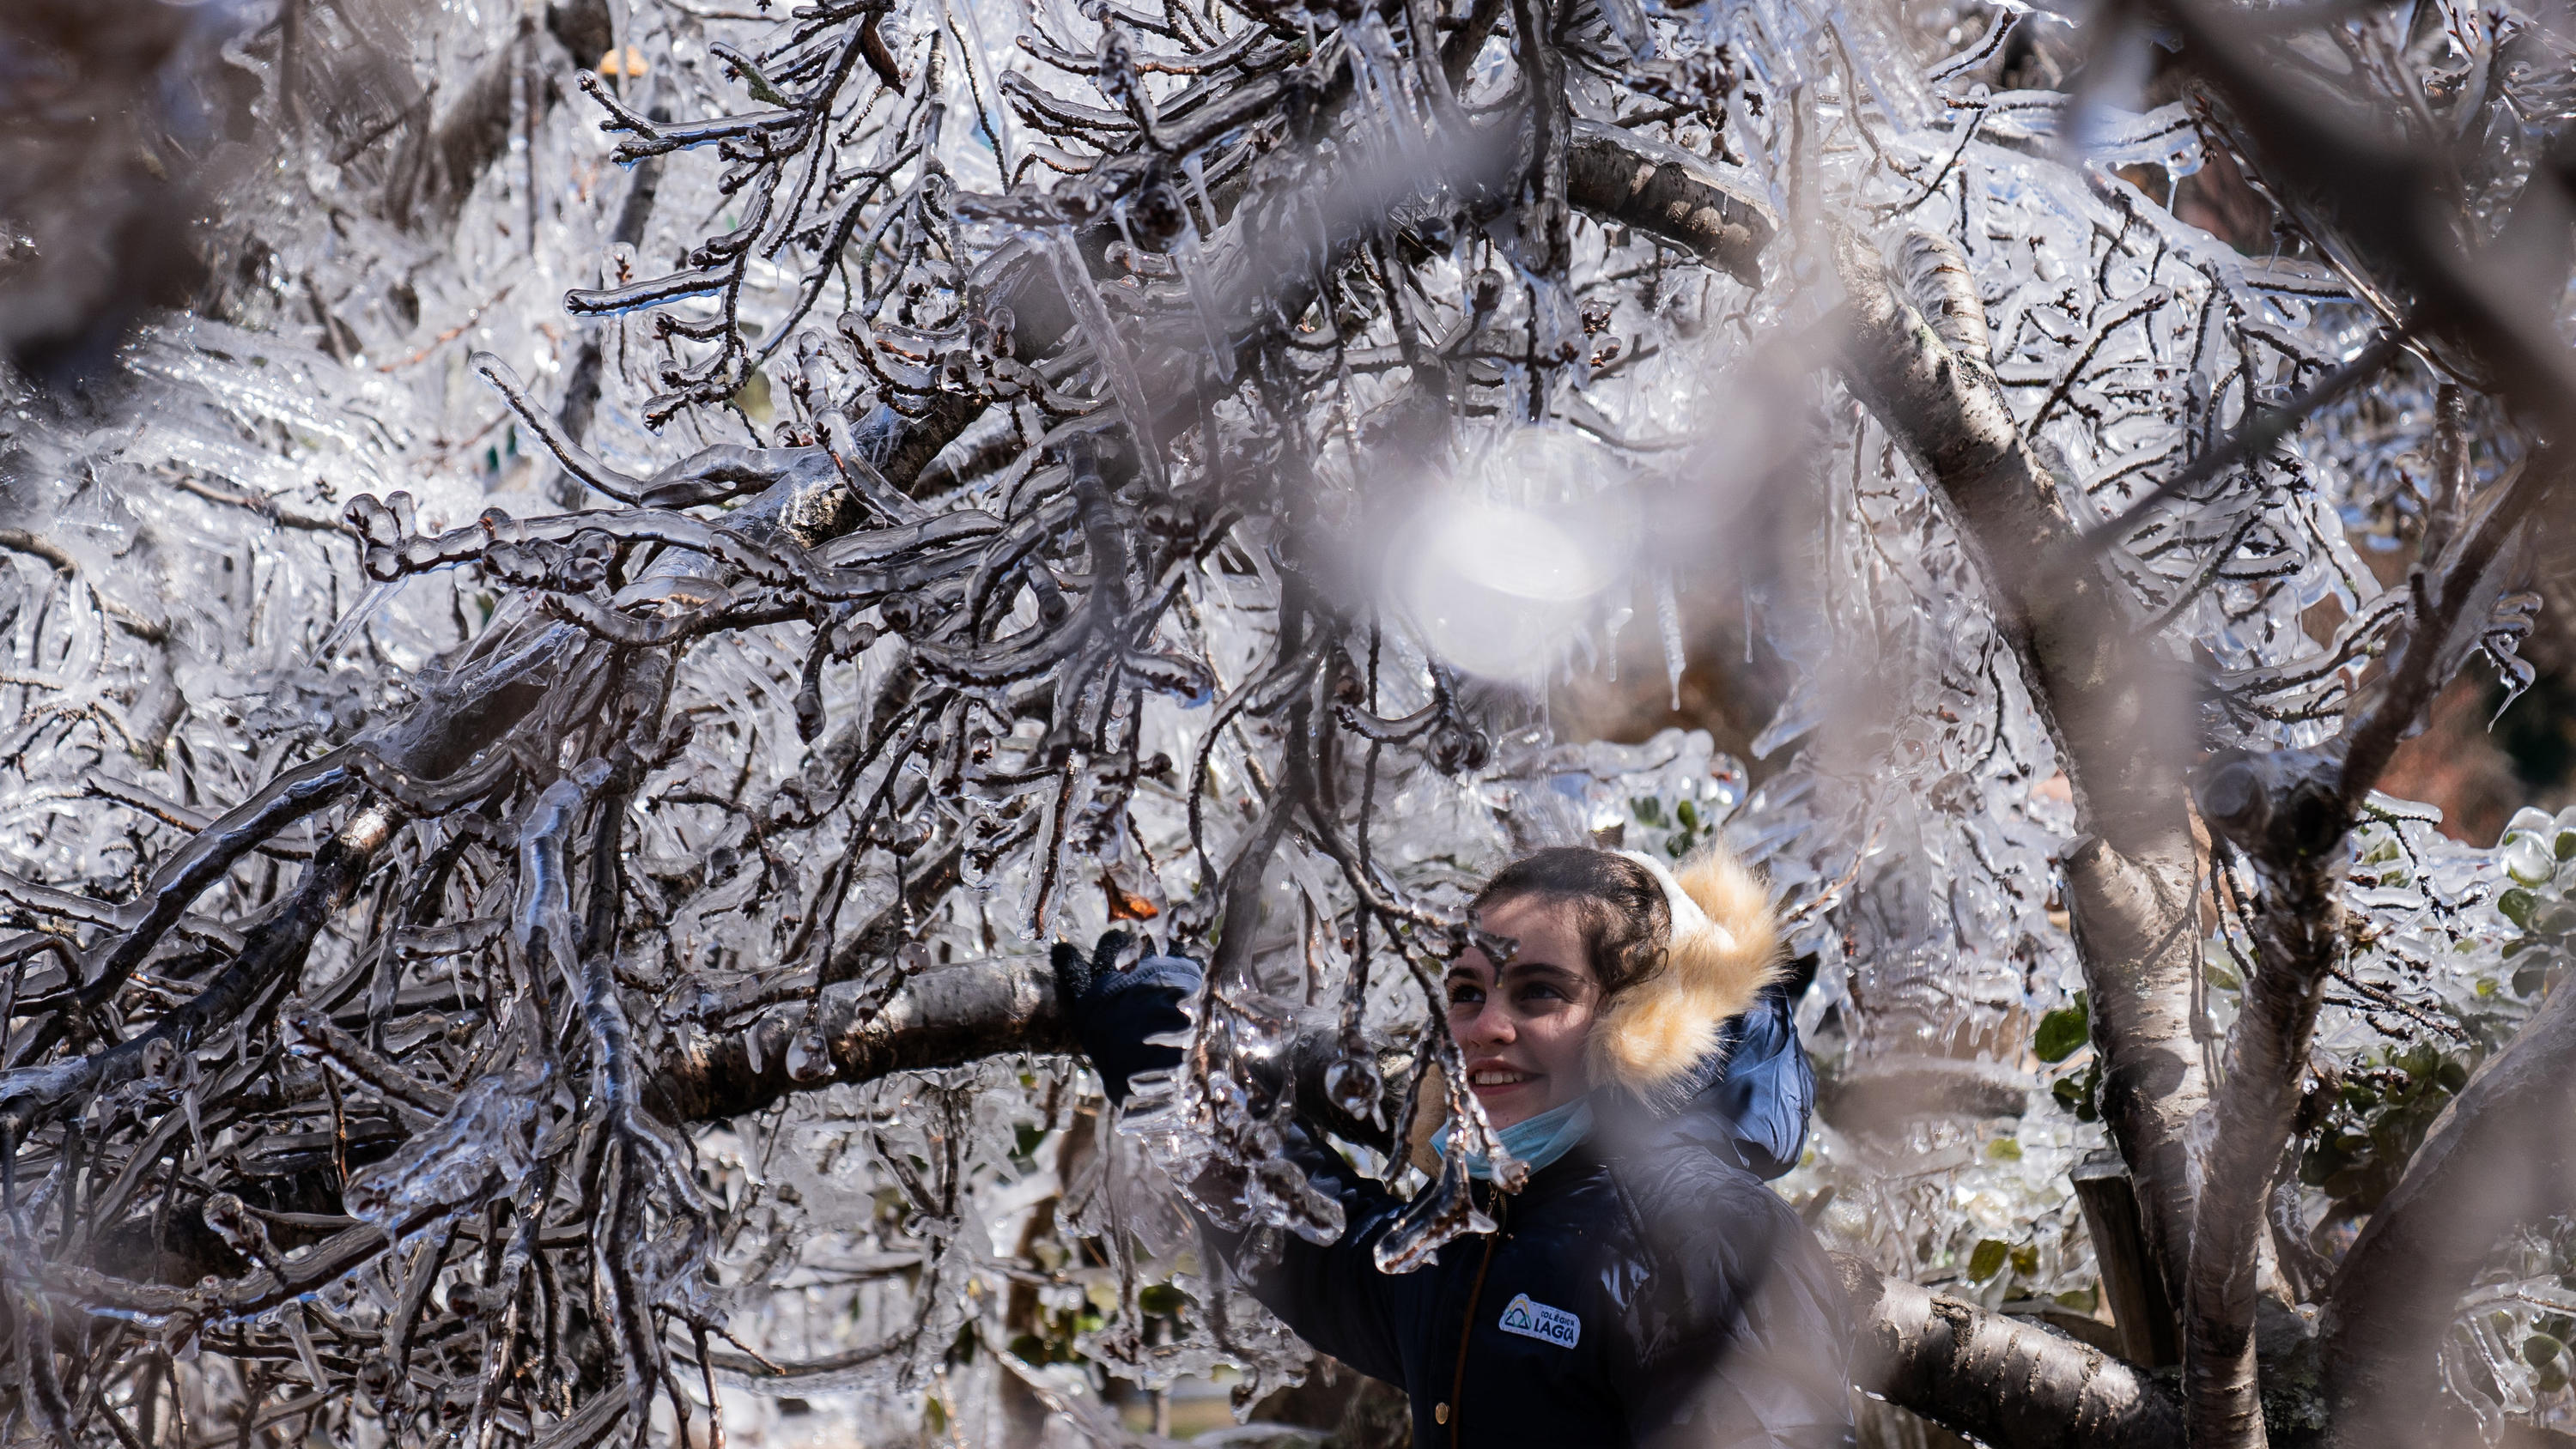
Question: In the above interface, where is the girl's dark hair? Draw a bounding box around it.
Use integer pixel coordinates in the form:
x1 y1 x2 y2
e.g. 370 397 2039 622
1469 846 1669 998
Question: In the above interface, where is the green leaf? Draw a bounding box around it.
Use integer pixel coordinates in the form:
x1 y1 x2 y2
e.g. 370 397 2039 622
721 52 795 105
2050 1058 2103 1123
1968 1239 2010 1282
2010 1244 2039 1276
2502 888 2540 930
1139 1283 1190 1318
1987 1137 2022 1161
2527 1334 2567 1369
2033 1003 2090 1064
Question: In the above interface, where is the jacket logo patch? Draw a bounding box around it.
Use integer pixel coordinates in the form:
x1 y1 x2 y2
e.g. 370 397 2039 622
1496 1293 1581 1349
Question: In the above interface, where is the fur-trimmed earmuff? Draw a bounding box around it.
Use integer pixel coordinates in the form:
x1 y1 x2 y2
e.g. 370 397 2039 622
1586 846 1783 1102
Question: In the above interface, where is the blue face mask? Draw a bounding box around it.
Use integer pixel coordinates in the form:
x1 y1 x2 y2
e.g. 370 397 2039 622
1429 1097 1596 1181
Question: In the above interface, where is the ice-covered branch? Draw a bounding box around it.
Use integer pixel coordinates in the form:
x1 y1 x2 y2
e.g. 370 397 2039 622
652 955 1076 1123
2184 451 2561 1446
1840 1257 2183 1449
1565 119 1775 285
1832 227 2208 1319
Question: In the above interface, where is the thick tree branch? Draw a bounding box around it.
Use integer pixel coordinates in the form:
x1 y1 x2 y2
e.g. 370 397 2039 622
1566 118 1775 285
651 955 1073 1124
1840 1255 2182 1449
2180 854 2336 1448
1831 228 2208 1316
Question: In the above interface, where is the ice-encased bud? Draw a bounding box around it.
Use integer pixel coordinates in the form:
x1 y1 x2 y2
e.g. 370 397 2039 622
786 1027 834 1083
344 1066 547 1228
1323 1056 1383 1126
2504 835 2553 886
2505 807 2555 843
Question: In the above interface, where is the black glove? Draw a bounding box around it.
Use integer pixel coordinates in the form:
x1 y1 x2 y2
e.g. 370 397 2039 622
1052 930 1204 1106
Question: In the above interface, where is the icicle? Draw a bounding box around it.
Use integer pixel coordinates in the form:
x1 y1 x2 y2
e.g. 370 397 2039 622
1176 229 1235 383
1656 573 1685 712
315 577 407 661
947 0 1019 177
1182 150 1215 239
1045 226 1166 491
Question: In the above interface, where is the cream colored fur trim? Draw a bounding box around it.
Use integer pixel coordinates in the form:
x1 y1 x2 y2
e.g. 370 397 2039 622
1587 843 1784 1096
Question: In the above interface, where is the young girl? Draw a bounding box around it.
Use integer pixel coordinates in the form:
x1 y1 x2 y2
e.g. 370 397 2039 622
1060 846 1854 1447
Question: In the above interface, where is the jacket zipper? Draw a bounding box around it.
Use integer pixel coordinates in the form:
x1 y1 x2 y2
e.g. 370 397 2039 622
1446 1190 1508 1448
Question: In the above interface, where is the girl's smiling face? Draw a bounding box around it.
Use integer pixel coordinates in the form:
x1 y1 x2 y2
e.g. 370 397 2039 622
1445 894 1603 1129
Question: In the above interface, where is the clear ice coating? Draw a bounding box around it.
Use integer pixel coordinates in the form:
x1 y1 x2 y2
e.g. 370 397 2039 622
0 0 2563 1437
343 1062 551 1230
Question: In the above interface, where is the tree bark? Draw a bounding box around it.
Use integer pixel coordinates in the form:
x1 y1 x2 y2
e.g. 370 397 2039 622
649 955 1073 1124
1566 118 1775 285
1839 1255 2183 1449
2182 861 2336 1449
1831 229 2208 1315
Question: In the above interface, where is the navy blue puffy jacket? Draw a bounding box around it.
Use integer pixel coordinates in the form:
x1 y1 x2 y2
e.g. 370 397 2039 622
1239 1099 1852 1448
1226 980 1845 1448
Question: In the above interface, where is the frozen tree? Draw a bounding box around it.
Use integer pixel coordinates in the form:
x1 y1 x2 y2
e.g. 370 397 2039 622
3 0 2576 1444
